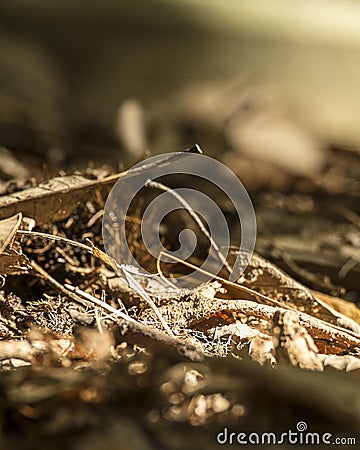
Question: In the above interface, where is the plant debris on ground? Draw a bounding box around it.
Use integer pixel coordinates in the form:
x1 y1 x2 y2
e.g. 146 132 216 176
0 146 359 449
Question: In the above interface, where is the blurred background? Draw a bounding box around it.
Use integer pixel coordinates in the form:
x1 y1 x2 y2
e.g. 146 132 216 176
1 0 360 298
1 0 360 169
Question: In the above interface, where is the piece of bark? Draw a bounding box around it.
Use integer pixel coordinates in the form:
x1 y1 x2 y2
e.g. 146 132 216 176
112 320 204 363
185 297 360 355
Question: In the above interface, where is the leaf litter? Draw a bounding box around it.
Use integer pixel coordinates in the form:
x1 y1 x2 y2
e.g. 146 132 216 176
0 147 359 447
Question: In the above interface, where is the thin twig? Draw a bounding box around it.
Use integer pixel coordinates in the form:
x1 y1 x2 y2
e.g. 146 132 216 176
87 240 176 337
146 179 233 275
31 260 92 309
159 251 292 309
156 256 178 289
121 267 176 337
65 284 138 324
64 284 203 361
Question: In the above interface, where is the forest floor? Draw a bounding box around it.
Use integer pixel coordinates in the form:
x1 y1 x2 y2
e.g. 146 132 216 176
0 142 359 449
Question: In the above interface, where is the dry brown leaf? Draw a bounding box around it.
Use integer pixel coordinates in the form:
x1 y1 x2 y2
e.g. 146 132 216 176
0 174 113 224
0 213 30 275
312 289 360 327
0 212 21 253
0 149 199 224
229 251 360 334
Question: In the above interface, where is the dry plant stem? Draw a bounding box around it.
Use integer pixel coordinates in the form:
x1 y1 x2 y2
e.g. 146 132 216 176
156 256 178 289
31 260 92 308
121 268 176 337
65 284 204 361
88 241 176 337
65 284 137 324
146 179 233 275
19 230 174 336
160 251 291 309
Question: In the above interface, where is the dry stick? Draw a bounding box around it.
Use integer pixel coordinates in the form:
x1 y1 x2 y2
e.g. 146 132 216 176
88 242 176 337
160 251 291 309
146 179 233 275
156 256 178 289
65 284 137 323
120 268 176 337
31 260 92 309
65 284 204 362
19 230 175 337
17 230 93 253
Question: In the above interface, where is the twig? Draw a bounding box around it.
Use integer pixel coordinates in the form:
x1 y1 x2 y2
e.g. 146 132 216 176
65 284 203 361
156 256 178 289
64 284 137 324
31 260 92 309
87 209 104 228
159 251 292 309
146 179 233 275
121 267 176 337
88 241 176 337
